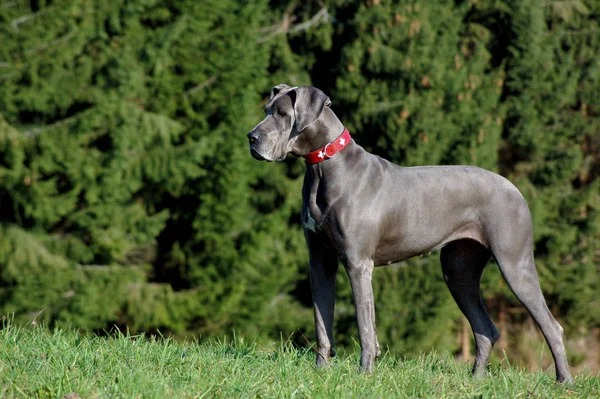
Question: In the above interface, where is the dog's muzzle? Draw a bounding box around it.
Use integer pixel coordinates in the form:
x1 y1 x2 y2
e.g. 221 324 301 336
247 131 266 161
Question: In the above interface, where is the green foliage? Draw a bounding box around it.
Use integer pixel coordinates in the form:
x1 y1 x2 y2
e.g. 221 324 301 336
334 0 503 170
0 0 598 367
0 0 311 339
0 224 145 330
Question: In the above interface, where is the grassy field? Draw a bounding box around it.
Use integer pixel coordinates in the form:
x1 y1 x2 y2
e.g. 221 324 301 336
1 322 598 398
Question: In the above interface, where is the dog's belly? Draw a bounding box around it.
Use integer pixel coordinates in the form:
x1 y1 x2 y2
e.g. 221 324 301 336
362 165 506 266
369 185 491 265
372 220 487 266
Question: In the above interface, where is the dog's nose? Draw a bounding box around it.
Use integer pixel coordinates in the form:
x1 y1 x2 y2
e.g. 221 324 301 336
247 131 259 145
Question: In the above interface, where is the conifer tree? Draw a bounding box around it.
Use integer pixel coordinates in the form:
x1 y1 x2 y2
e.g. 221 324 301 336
0 0 597 364
0 0 313 337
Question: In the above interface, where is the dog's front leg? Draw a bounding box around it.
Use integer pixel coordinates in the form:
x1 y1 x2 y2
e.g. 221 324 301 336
345 259 377 373
306 231 339 367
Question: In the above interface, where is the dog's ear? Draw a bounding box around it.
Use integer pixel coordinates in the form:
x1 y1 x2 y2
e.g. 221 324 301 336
270 83 291 100
292 86 331 132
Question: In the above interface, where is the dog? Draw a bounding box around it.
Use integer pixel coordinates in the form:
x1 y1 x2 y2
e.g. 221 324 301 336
247 84 572 383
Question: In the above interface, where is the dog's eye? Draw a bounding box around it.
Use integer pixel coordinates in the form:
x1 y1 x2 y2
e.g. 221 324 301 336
277 109 286 117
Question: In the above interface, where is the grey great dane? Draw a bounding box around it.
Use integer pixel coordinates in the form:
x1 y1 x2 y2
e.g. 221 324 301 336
247 84 573 383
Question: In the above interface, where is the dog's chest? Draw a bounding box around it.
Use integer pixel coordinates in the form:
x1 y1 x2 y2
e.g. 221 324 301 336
302 206 319 232
302 174 332 233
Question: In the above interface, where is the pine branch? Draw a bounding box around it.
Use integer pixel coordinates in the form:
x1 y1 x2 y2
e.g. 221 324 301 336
185 74 219 96
10 8 49 30
25 30 78 55
22 112 84 137
75 265 109 270
1 1 18 9
257 7 331 43
259 13 296 34
76 264 138 271
542 0 586 7
365 100 405 115
289 7 329 34
555 28 599 36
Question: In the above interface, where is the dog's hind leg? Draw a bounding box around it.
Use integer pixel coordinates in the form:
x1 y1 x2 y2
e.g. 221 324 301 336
487 202 573 384
493 249 573 383
440 239 499 377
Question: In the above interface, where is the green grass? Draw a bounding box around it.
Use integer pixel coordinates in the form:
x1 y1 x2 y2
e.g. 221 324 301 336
0 322 598 398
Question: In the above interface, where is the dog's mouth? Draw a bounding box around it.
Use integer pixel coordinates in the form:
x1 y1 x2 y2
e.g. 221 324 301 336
250 145 288 162
250 147 268 161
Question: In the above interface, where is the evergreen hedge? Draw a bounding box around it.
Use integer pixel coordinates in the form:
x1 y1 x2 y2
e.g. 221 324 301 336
1 0 598 364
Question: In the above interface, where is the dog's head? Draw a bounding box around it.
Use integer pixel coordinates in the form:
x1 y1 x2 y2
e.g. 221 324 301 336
247 84 331 162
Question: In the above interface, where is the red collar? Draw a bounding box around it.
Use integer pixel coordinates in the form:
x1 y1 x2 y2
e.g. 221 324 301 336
304 128 351 165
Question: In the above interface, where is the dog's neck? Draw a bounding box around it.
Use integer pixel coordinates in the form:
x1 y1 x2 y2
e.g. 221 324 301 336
300 108 365 232
293 108 346 157
302 108 367 181
313 108 346 149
